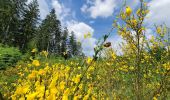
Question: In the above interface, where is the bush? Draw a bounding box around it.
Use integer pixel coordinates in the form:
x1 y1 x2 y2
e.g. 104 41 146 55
0 44 22 69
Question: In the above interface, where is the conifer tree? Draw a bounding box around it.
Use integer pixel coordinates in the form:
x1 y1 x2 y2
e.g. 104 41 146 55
68 32 78 56
61 27 68 55
0 0 27 45
36 9 61 54
15 0 40 52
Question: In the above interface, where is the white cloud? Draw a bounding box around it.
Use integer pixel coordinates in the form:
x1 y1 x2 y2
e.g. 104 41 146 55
52 0 62 15
52 0 73 25
146 0 170 27
67 20 97 56
81 0 117 18
81 5 88 13
27 0 50 19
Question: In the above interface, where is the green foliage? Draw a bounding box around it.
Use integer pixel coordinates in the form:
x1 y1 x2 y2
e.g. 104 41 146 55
36 9 62 53
0 44 22 69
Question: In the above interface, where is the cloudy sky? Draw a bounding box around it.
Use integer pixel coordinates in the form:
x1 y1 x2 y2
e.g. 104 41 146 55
28 0 170 56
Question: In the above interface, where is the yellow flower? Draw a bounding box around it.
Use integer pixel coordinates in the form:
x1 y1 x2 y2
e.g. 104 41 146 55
62 95 68 100
132 19 137 26
86 57 93 64
83 94 89 100
32 60 40 67
74 95 82 100
79 84 83 90
121 13 126 20
60 81 66 90
129 66 134 71
38 69 46 75
15 86 23 95
156 27 162 34
26 92 38 100
62 88 70 100
111 52 116 60
31 48 37 53
47 94 56 100
126 6 132 16
42 50 48 57
73 74 82 84
22 85 30 94
153 97 158 100
28 72 36 79
88 66 94 72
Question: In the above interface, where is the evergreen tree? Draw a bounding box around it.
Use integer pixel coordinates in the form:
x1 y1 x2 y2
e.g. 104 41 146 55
36 9 61 54
76 41 84 56
0 0 27 45
14 0 40 52
68 32 78 56
61 27 68 55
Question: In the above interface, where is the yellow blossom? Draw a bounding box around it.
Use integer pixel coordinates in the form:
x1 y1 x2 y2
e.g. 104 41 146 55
32 60 40 67
43 51 48 57
26 92 38 100
86 57 93 64
83 94 89 100
153 97 158 100
60 81 66 90
126 6 132 16
132 19 137 26
73 74 82 84
156 27 162 34
31 48 37 53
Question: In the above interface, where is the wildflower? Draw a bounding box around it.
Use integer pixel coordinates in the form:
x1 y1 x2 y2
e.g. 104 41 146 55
88 66 94 72
74 95 82 100
31 48 37 53
26 92 38 100
22 85 30 94
38 69 46 75
73 74 82 84
120 13 126 20
60 81 66 90
129 66 134 71
153 97 158 100
28 73 36 79
126 6 132 16
136 9 141 16
83 94 89 100
41 50 48 57
156 27 162 34
111 52 116 60
86 57 93 64
62 88 70 100
79 84 83 90
15 86 23 95
32 60 40 67
132 19 137 26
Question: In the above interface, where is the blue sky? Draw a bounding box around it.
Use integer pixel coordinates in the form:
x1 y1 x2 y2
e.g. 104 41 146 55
28 0 170 56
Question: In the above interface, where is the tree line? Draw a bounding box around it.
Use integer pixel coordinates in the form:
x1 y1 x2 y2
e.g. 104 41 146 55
0 0 84 58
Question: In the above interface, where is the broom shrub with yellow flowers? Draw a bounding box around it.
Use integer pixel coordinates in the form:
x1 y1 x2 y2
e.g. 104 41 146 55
0 0 170 100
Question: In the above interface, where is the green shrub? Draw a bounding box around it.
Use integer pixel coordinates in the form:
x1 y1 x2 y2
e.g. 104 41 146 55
0 44 22 69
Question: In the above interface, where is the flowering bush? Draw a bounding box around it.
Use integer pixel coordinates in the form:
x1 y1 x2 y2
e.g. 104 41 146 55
0 1 170 100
